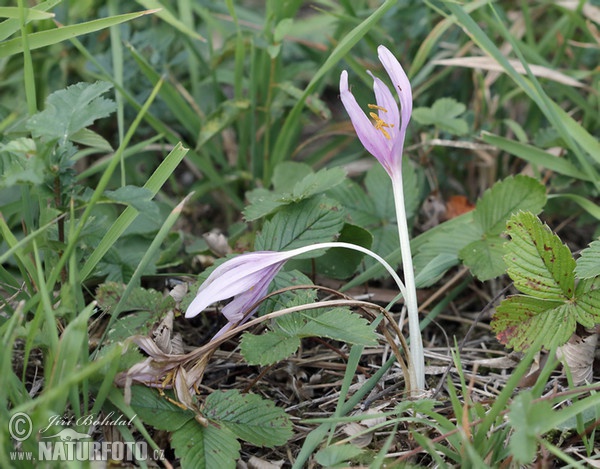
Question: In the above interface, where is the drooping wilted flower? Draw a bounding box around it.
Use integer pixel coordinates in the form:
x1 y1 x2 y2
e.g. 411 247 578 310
339 45 412 179
185 242 407 339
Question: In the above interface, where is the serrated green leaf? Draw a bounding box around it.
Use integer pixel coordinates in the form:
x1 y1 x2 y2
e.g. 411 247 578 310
104 186 159 216
296 308 377 346
473 175 546 236
504 212 575 300
492 296 573 351
204 390 292 447
129 386 194 432
272 161 313 193
315 444 364 466
327 179 379 227
575 239 600 279
171 419 239 469
240 331 301 366
254 197 344 253
459 236 506 281
243 188 289 221
292 167 346 200
412 97 468 135
457 176 546 280
26 81 116 144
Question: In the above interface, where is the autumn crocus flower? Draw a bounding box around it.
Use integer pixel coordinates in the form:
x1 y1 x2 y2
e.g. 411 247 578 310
186 242 407 339
340 46 424 392
339 45 412 179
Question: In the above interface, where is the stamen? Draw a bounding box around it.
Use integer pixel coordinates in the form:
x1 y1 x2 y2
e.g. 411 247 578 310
368 104 388 112
368 107 394 140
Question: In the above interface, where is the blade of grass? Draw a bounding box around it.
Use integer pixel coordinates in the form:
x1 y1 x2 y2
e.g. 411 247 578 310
79 142 188 281
0 0 60 41
108 0 125 186
18 0 36 115
136 0 205 42
94 193 193 351
0 9 159 57
481 132 592 181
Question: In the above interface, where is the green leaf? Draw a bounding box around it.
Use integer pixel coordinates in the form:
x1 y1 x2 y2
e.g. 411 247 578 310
492 296 574 351
459 175 546 280
272 161 313 193
244 166 346 221
104 186 159 216
243 188 289 221
459 236 506 281
240 331 301 366
292 223 373 280
509 391 553 464
291 167 346 200
296 308 377 346
327 179 379 227
575 239 600 279
412 97 468 135
504 212 575 300
171 419 239 469
70 128 113 151
0 138 45 187
473 175 546 236
491 212 600 351
365 164 394 220
313 224 373 279
204 390 292 447
129 386 194 432
414 212 479 275
26 81 116 144
254 197 344 253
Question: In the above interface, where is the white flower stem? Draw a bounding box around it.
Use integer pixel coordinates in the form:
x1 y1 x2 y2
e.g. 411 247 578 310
391 171 425 392
305 242 408 300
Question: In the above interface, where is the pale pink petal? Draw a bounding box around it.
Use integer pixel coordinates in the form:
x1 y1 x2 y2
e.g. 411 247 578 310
339 70 391 168
377 45 412 134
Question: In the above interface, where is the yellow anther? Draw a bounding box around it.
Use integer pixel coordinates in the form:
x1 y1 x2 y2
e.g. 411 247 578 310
368 104 388 112
368 110 394 140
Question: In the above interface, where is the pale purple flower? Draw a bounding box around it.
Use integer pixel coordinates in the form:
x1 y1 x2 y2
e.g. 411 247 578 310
339 45 412 179
185 250 291 322
185 241 408 340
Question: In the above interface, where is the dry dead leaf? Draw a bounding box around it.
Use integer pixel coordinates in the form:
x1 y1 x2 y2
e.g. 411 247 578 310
557 332 598 385
433 57 583 88
343 422 373 448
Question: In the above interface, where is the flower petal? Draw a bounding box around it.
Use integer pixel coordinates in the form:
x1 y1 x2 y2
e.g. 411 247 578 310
368 71 400 142
185 251 290 318
340 70 391 168
220 262 283 322
377 45 412 133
